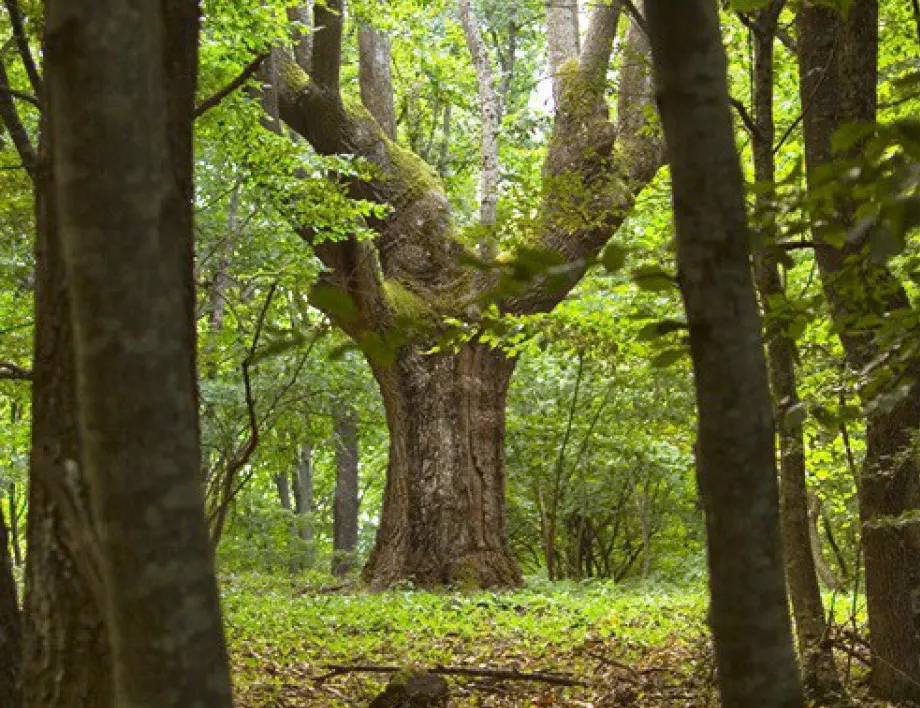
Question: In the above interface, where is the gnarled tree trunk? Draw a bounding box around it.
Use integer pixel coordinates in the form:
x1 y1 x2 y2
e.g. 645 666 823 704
271 1 659 588
364 343 520 587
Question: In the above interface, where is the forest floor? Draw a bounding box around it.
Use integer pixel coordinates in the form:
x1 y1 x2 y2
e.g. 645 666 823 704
222 574 877 707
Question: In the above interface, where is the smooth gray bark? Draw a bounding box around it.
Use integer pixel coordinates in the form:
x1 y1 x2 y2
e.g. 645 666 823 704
45 1 233 706
646 1 803 705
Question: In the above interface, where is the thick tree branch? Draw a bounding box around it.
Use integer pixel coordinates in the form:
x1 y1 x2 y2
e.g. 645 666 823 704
358 26 397 140
506 2 661 315
0 57 35 178
311 0 344 94
580 1 623 91
2 0 41 97
546 0 581 103
194 53 268 118
288 2 314 72
458 0 502 236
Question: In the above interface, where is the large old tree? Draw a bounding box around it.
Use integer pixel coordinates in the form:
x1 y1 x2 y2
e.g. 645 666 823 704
268 0 661 587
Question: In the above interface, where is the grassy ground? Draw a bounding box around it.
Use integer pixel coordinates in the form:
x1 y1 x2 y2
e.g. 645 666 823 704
222 573 877 707
223 573 718 706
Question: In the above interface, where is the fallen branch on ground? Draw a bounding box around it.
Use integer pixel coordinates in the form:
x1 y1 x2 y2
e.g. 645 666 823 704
314 664 591 687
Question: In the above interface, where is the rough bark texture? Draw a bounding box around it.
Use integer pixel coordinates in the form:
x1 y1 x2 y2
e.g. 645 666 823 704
749 5 846 702
18 62 111 708
333 406 360 577
0 504 20 708
646 1 803 705
45 1 233 706
271 0 660 587
364 344 521 587
797 4 920 700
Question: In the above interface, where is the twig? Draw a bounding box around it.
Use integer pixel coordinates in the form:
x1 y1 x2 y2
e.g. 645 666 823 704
730 97 759 139
314 664 591 687
194 53 269 118
0 361 31 381
0 86 37 108
3 0 42 97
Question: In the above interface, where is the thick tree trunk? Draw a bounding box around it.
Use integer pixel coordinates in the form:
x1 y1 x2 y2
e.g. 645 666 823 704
45 1 233 706
363 343 522 588
797 4 920 700
22 118 111 708
646 1 803 705
0 503 20 708
749 6 846 702
332 405 360 577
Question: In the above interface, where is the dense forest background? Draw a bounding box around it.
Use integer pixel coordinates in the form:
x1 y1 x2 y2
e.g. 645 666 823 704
0 0 919 705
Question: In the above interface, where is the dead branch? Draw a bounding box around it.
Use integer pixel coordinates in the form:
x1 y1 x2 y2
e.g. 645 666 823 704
314 664 591 688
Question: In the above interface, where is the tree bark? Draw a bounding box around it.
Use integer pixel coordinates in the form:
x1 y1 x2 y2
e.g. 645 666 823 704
358 26 397 141
458 0 501 239
646 1 803 705
0 502 20 708
291 443 314 570
748 4 846 702
332 404 360 576
17 52 112 708
797 4 920 699
45 1 233 706
363 343 522 588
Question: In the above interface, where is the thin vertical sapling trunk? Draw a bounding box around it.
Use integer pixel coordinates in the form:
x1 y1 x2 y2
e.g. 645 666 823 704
747 3 847 702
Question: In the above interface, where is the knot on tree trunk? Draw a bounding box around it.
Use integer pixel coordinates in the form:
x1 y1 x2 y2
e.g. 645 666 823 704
368 670 449 707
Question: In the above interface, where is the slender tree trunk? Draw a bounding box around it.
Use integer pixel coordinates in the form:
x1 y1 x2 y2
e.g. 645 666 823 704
22 104 111 708
797 5 920 699
0 502 20 708
45 1 233 706
646 1 803 705
275 472 293 511
7 485 21 567
332 404 360 577
749 6 846 702
363 343 522 588
291 443 314 570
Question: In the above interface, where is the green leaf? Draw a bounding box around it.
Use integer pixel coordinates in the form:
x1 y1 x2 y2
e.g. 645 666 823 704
651 347 687 368
632 265 678 293
601 244 628 274
637 319 688 342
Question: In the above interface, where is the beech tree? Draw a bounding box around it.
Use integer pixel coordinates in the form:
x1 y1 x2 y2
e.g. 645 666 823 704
645 0 803 704
0 1 111 704
268 0 662 588
798 1 920 699
744 2 846 701
44 0 232 705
